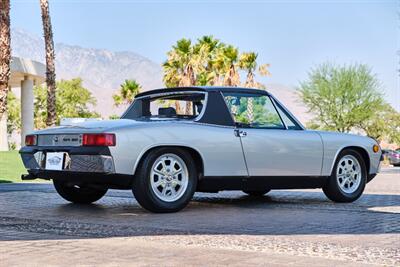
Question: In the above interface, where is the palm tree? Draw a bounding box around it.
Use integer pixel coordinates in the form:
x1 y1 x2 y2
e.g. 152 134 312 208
221 45 240 87
163 39 192 87
239 52 258 122
163 38 208 114
0 0 11 151
239 52 258 87
195 36 223 85
113 79 141 107
40 0 57 126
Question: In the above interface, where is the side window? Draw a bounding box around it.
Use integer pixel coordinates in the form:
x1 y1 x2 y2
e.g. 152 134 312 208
223 93 285 129
274 101 302 130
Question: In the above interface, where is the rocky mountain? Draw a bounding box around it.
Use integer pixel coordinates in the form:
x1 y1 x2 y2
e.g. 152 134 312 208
11 28 163 117
11 28 311 123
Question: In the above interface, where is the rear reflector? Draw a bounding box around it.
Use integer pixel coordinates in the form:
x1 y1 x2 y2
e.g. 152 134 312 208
82 133 116 146
25 135 37 146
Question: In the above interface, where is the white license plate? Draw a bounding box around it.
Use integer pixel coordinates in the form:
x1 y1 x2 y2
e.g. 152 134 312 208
45 152 66 170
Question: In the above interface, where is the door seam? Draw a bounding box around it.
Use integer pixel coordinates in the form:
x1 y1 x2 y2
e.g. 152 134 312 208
236 128 250 177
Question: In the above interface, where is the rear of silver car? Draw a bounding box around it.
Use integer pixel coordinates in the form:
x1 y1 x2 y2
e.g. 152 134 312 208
21 133 115 173
19 132 132 189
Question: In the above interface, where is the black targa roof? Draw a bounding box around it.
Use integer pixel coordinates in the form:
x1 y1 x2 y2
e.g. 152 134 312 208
135 86 270 98
124 86 280 127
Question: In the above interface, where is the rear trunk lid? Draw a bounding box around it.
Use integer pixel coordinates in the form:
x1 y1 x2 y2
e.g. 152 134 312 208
31 119 142 146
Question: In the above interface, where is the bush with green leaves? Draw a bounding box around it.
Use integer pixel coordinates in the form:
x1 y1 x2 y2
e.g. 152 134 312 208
299 63 399 145
34 78 99 129
6 91 20 134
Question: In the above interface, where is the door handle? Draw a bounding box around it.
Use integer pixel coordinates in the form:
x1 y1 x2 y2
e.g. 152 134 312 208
234 129 247 137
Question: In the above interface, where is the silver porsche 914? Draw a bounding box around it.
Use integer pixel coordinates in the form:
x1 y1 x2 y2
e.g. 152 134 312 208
20 86 382 212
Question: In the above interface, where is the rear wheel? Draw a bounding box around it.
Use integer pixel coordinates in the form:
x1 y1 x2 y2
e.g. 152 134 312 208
323 149 367 203
53 180 107 204
132 147 197 213
243 189 271 196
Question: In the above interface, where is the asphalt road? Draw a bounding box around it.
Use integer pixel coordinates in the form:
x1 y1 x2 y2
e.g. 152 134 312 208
0 167 399 266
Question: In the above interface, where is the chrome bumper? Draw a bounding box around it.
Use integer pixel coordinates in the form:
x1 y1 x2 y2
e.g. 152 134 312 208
21 151 115 173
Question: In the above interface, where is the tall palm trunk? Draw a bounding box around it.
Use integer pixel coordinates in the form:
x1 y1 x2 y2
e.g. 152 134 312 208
0 0 11 151
224 64 239 87
40 0 56 126
184 65 195 114
245 71 255 122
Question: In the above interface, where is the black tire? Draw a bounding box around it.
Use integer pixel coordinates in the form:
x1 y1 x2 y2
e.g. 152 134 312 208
132 147 197 213
323 149 367 203
53 180 107 204
243 189 271 196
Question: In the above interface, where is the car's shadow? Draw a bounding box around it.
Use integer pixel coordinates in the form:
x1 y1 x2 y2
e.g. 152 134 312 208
0 182 398 242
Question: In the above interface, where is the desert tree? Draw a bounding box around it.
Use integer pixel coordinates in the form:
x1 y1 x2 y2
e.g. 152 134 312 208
299 63 384 133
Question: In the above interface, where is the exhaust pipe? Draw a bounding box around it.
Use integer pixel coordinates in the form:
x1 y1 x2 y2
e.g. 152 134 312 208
21 173 37 180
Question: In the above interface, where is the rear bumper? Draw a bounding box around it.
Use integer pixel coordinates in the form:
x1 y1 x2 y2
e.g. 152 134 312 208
20 146 115 173
19 146 132 189
23 170 133 189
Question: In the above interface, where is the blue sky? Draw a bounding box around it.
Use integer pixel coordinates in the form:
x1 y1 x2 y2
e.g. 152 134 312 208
11 0 399 109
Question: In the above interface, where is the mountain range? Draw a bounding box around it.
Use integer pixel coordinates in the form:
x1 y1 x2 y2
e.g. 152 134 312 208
11 28 311 123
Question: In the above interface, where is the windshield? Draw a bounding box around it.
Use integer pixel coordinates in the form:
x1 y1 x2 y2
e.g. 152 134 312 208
122 92 206 120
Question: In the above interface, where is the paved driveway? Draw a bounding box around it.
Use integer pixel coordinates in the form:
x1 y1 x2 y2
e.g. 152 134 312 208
0 167 399 266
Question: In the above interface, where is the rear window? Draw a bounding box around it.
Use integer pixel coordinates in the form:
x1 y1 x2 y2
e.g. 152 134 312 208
122 92 206 120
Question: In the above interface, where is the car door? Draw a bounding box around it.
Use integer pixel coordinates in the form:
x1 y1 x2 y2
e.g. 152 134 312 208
223 92 323 177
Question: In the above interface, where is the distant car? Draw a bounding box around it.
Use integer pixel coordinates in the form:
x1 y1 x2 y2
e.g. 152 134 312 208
388 150 400 167
20 87 382 213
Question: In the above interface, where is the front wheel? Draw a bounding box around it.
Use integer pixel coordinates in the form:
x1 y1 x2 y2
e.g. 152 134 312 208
53 180 107 204
323 149 367 203
132 148 197 213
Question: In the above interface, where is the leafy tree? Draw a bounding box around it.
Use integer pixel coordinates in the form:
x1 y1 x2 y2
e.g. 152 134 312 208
113 79 141 107
6 91 21 134
299 63 384 133
358 103 400 145
34 78 99 129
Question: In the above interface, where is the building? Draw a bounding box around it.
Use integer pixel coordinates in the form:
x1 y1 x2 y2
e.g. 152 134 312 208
0 57 46 151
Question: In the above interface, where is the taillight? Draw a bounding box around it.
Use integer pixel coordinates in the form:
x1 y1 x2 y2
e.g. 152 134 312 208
25 135 37 146
82 133 116 146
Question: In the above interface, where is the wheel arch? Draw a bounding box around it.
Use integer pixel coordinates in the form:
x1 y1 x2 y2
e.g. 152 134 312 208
133 145 204 178
330 146 370 175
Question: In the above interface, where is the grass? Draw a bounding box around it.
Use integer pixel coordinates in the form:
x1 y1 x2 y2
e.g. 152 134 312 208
0 151 27 183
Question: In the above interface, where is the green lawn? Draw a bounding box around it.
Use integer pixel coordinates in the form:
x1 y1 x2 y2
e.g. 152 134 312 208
0 151 28 183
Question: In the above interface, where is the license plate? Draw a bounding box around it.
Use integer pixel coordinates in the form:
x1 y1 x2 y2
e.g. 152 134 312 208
45 152 66 170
